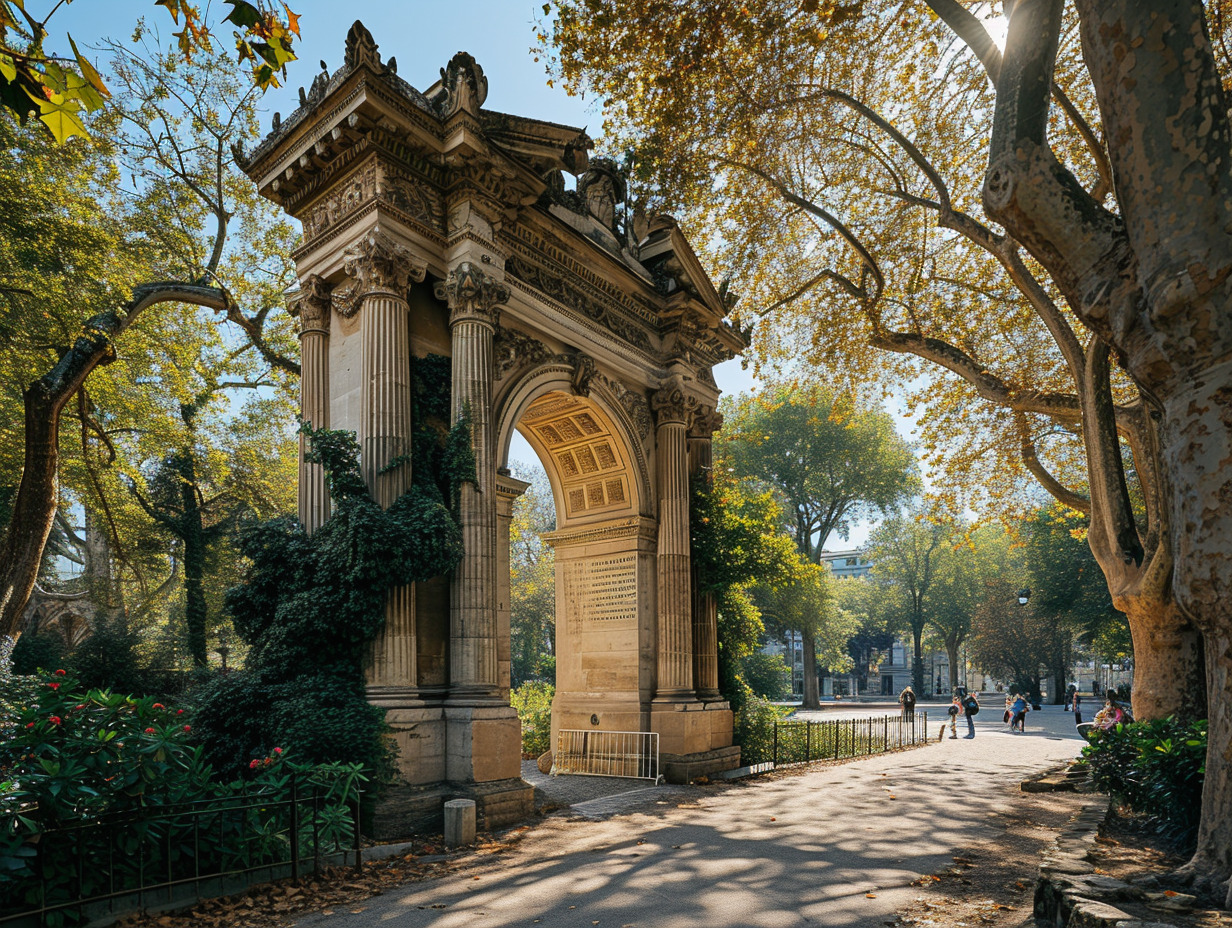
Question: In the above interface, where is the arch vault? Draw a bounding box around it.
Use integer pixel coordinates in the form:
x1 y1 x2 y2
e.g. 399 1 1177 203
239 23 748 836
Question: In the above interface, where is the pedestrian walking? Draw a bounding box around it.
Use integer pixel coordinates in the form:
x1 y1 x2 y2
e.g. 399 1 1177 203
1010 693 1028 732
899 685 916 723
962 690 979 738
1072 690 1083 725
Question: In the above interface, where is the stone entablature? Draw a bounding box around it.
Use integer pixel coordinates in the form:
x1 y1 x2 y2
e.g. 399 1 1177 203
240 22 747 829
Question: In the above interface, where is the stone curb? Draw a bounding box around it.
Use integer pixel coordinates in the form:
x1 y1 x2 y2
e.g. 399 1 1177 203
1032 800 1183 928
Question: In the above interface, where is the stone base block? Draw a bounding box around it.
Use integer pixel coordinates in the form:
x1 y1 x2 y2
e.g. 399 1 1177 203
660 745 742 784
704 700 734 751
368 777 534 841
382 705 447 786
650 699 713 756
444 705 523 783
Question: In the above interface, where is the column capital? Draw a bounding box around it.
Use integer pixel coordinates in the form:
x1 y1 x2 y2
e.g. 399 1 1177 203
652 375 699 427
296 274 332 337
336 225 427 317
688 405 723 439
435 261 509 328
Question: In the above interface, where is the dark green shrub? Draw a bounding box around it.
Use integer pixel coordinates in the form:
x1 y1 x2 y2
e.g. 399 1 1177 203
195 404 473 789
9 631 66 676
741 652 791 701
733 698 793 766
67 616 143 694
511 681 554 758
1082 717 1206 841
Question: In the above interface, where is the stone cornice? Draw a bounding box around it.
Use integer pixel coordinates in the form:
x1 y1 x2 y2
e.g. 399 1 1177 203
541 516 657 549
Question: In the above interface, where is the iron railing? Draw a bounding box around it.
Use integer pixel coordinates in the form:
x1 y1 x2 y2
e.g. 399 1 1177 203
554 729 660 781
0 775 362 926
769 712 929 768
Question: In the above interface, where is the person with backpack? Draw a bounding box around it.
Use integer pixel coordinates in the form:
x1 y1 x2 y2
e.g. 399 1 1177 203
962 690 980 738
1010 693 1028 732
899 685 917 723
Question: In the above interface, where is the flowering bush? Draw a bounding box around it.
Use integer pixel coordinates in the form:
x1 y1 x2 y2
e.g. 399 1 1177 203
0 668 365 922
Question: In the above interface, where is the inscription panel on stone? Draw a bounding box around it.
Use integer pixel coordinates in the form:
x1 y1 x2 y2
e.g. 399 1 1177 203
563 554 637 625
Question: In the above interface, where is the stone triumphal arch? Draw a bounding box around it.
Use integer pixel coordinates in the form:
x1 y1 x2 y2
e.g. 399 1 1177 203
239 23 748 833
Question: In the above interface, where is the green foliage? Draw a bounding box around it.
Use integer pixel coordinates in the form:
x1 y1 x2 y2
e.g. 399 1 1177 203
511 681 554 758
740 652 791 701
0 669 362 920
0 1 300 143
509 466 556 687
65 616 142 694
197 410 470 787
1082 717 1207 842
9 631 65 676
732 698 793 766
717 384 919 559
691 472 797 707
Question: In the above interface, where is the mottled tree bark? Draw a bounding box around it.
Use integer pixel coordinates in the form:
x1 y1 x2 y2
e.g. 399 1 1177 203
800 627 820 708
966 0 1232 900
0 283 228 640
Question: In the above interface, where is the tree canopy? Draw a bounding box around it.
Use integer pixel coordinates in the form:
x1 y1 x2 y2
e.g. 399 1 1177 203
0 0 300 142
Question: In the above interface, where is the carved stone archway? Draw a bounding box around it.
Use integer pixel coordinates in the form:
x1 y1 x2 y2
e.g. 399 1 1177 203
239 22 747 836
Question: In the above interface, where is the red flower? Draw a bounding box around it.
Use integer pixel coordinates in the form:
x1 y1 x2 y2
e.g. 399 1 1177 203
182 725 191 732
47 682 59 690
249 759 259 769
144 728 155 734
153 703 165 709
273 747 282 755
54 669 66 676
74 704 85 710
24 722 34 729
49 716 62 726
176 709 184 715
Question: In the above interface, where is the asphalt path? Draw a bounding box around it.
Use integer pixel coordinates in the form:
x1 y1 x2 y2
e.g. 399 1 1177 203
297 707 1084 928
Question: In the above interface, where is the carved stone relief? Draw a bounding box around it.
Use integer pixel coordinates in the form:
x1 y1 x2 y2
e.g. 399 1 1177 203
504 254 652 351
493 326 554 380
333 225 427 316
303 160 444 242
297 274 332 334
596 374 652 442
434 261 510 326
652 375 700 427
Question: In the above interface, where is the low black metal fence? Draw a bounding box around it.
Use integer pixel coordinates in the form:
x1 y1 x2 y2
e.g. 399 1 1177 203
769 712 929 768
0 775 362 927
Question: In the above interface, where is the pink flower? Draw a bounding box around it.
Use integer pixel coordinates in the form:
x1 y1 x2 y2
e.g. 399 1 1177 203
144 728 155 734
249 759 259 770
182 725 191 733
176 709 184 715
273 747 282 755
49 716 62 726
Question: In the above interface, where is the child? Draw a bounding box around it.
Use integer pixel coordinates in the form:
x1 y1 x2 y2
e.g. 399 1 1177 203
1011 693 1028 732
947 696 960 739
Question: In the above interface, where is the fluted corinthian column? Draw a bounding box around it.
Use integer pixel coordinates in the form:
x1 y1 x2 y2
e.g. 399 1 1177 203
297 275 332 534
689 406 723 700
341 226 425 508
435 262 509 698
339 226 426 697
652 376 698 698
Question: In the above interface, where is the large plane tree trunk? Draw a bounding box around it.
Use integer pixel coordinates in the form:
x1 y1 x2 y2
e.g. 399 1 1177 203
0 284 228 640
961 0 1232 901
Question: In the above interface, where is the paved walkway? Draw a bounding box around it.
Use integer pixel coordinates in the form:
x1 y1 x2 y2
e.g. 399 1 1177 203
298 707 1084 928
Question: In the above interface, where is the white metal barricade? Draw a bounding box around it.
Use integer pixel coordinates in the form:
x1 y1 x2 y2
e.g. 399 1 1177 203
553 729 660 781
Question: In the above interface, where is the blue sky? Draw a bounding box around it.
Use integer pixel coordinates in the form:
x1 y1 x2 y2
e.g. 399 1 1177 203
53 1 910 547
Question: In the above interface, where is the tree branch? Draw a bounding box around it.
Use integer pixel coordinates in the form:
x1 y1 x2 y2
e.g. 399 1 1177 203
1014 410 1091 513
